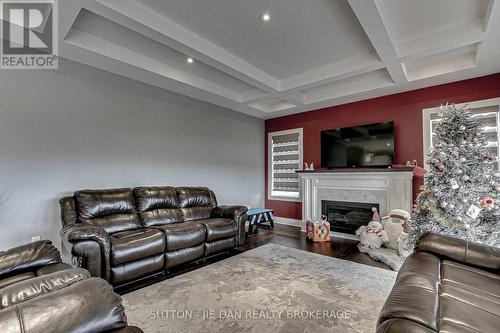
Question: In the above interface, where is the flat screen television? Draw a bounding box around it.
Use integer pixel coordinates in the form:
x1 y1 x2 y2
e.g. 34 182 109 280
321 121 394 168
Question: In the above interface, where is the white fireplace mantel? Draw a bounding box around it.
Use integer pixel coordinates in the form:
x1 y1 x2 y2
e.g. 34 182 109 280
297 169 414 222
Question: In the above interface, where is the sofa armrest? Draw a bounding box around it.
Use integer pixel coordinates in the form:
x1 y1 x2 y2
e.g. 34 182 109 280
0 277 127 333
60 224 112 281
377 318 435 333
416 232 500 271
212 206 248 246
0 241 61 279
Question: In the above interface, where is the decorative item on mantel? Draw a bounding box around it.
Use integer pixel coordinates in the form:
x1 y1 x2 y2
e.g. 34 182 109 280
303 162 315 171
391 162 426 178
305 215 330 242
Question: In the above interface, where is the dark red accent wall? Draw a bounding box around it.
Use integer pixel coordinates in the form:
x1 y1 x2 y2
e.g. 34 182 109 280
265 73 500 219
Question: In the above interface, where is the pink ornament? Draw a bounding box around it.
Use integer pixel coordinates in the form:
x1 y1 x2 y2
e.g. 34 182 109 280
480 197 495 207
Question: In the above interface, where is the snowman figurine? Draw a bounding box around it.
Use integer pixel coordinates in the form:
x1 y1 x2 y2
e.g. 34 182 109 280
356 220 389 252
382 209 411 250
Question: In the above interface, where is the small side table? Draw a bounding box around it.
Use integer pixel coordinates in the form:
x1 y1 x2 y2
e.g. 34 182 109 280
246 208 274 237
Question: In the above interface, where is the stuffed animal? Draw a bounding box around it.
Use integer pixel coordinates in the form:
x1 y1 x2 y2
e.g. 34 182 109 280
356 221 389 252
382 209 411 250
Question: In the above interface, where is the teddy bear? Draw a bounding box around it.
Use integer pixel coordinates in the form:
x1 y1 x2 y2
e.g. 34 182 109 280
355 220 389 252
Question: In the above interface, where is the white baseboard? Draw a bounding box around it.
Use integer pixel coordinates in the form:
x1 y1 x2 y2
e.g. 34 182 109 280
274 217 305 230
274 216 360 241
331 231 359 241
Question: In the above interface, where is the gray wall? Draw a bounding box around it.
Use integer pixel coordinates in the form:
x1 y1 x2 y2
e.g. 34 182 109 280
0 59 264 250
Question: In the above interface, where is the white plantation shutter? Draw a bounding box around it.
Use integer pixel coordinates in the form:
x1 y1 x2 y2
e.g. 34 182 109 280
424 99 500 171
268 128 303 200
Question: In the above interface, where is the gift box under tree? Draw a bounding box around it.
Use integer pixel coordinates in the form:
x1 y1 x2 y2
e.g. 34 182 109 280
306 219 331 242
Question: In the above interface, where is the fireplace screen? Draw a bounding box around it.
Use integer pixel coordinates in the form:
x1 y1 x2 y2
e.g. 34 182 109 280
321 200 379 234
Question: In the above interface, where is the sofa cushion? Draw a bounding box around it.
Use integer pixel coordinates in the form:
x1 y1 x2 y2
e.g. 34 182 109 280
441 260 500 300
134 187 183 227
199 218 237 242
134 186 179 211
111 254 164 285
205 237 236 256
111 229 165 266
75 188 141 234
177 187 217 208
177 187 217 221
182 207 214 221
439 291 500 333
0 272 35 289
153 221 206 251
36 263 73 276
165 244 204 269
437 259 500 332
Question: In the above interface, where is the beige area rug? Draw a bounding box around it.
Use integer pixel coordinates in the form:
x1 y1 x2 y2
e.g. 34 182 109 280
122 243 397 333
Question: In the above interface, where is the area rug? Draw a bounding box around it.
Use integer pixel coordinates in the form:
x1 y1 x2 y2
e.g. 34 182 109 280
122 244 397 333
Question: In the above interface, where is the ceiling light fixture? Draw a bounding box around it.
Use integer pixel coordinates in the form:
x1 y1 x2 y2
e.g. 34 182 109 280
186 57 194 64
260 13 271 22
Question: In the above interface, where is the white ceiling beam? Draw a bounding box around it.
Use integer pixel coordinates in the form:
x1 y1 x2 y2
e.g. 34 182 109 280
347 0 407 85
64 28 244 102
281 60 384 93
397 18 484 62
242 91 304 108
276 92 305 107
240 90 270 104
59 0 89 38
477 0 500 59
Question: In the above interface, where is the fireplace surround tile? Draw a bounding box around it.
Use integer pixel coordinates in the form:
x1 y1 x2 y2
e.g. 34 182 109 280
298 170 413 235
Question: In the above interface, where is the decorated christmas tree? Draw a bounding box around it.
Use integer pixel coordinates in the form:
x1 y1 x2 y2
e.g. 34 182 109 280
412 104 500 247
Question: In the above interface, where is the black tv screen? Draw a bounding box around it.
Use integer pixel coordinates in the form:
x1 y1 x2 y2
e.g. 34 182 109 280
321 121 394 168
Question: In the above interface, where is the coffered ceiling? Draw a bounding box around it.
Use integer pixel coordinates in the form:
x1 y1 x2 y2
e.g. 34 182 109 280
55 0 500 119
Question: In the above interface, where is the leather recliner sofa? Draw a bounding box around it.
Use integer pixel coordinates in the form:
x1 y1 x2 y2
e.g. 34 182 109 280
376 232 500 333
59 186 248 286
0 240 142 333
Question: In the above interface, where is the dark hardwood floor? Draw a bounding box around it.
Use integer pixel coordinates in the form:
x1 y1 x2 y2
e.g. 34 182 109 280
117 223 389 294
240 223 390 270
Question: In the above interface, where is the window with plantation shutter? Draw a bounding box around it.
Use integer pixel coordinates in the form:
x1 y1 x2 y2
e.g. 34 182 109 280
423 98 500 171
268 128 303 201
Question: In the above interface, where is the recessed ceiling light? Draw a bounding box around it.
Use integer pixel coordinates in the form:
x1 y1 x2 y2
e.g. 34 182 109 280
260 13 271 22
186 57 194 64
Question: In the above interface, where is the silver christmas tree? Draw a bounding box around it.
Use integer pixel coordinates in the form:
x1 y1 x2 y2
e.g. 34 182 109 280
412 104 500 247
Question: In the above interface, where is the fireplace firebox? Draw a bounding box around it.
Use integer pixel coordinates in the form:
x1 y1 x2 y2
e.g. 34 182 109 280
321 200 379 235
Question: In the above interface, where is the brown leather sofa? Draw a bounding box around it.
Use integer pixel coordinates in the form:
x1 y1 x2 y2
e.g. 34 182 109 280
59 186 248 286
0 240 142 333
377 233 500 333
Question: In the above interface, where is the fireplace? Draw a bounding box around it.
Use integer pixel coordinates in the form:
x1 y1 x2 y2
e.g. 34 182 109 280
321 200 379 235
